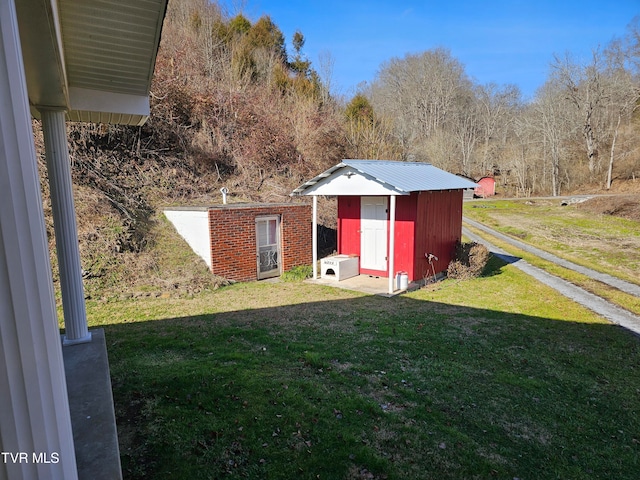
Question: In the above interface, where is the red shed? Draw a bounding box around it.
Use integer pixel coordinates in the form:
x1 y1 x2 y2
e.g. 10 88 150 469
292 160 477 294
474 176 496 198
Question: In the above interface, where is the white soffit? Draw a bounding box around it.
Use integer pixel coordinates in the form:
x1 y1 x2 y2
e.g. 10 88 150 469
15 0 68 108
59 0 164 97
16 0 167 126
66 87 150 126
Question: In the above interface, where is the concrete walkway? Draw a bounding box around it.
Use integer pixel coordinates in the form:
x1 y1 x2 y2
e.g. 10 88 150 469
308 274 420 297
63 328 122 479
462 222 640 336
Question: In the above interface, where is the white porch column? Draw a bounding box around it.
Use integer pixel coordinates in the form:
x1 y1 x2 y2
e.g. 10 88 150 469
388 195 396 295
39 108 91 345
0 0 78 478
312 195 318 279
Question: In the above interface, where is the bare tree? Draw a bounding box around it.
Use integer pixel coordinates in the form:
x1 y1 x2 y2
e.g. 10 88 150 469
552 51 609 177
603 37 640 189
317 50 335 104
625 15 640 71
451 92 478 176
507 101 551 197
476 83 521 175
532 82 575 196
369 48 473 167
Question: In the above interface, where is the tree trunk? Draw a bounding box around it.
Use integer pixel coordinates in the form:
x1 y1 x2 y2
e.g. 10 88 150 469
551 159 559 196
606 113 622 190
551 144 560 197
584 116 599 175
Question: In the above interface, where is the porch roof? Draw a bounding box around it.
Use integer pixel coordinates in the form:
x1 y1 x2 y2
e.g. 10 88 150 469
291 160 478 196
16 0 167 126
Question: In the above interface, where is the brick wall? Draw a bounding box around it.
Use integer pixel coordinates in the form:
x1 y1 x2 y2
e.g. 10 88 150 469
208 203 312 282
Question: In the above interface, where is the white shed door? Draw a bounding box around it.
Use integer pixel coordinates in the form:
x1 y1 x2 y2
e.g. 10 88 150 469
360 196 387 271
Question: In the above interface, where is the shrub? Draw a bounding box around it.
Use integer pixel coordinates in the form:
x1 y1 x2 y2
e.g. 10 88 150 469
447 241 490 280
280 265 313 282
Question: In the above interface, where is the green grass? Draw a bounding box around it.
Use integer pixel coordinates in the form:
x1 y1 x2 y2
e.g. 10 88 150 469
87 261 640 480
464 199 640 286
465 224 640 317
280 265 313 282
463 198 640 316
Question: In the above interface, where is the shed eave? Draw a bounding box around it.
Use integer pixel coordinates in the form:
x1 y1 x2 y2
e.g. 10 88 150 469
291 162 347 195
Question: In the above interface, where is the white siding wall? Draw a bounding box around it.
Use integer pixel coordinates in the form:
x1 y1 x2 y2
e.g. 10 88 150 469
0 2 78 477
164 210 212 269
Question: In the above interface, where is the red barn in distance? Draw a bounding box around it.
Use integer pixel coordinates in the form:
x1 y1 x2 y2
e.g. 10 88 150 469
474 176 496 198
292 160 477 294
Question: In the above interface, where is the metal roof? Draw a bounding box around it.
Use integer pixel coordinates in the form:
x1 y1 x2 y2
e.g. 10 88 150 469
291 160 478 195
16 0 167 126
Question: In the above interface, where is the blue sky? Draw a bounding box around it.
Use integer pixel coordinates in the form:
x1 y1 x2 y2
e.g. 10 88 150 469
222 1 639 101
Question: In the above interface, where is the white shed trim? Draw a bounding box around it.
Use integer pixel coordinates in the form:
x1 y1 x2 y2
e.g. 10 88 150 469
388 195 396 295
299 166 406 197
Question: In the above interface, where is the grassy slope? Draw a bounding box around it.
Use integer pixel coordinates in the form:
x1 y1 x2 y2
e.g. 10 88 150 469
90 252 640 479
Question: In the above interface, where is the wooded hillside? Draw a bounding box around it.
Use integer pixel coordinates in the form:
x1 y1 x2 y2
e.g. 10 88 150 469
37 0 640 296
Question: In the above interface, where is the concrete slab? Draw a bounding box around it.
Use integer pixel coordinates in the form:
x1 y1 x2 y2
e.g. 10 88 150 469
63 328 122 480
307 274 420 296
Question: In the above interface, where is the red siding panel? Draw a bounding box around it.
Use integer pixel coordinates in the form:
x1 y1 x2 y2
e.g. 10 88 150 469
336 190 464 283
414 190 463 280
475 177 496 198
337 196 361 256
393 193 418 281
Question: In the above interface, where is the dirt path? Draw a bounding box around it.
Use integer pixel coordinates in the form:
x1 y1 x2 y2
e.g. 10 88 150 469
462 219 640 336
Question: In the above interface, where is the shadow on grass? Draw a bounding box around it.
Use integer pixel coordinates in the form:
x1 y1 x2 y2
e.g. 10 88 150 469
477 252 522 279
97 284 640 480
490 252 521 266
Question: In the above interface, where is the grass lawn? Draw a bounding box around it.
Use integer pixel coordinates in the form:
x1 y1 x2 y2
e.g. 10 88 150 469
463 224 640 317
86 256 640 479
463 198 640 287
